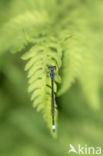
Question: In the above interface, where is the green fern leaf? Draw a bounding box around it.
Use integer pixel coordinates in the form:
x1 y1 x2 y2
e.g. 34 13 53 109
21 36 62 136
58 34 83 96
0 11 49 55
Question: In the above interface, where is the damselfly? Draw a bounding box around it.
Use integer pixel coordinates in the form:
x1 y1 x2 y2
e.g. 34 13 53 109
48 66 56 132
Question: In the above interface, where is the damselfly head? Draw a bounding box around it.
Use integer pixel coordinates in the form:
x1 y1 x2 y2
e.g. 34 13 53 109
48 66 56 71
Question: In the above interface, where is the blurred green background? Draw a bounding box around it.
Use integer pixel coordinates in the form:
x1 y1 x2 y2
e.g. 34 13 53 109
0 0 103 156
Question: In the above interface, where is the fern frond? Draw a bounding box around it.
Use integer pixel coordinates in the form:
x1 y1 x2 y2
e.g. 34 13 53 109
0 11 49 55
78 35 101 109
21 36 62 136
58 33 84 96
